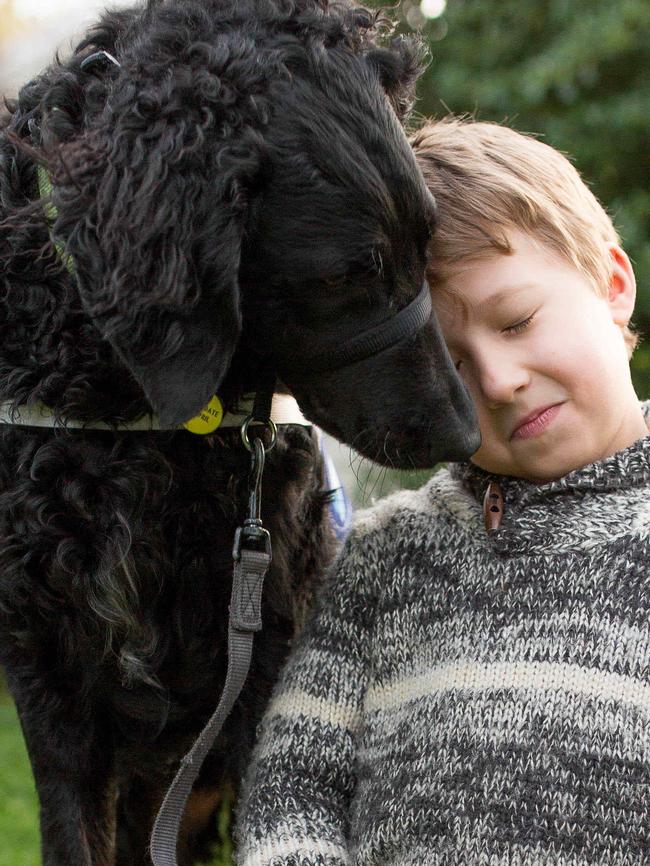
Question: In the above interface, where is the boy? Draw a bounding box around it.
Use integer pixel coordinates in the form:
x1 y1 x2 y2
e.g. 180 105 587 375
235 117 650 865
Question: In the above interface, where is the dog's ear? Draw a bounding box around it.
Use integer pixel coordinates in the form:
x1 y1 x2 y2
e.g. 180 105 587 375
365 37 428 122
50 65 265 427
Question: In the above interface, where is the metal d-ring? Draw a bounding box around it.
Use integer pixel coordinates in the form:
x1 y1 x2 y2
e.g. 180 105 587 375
240 415 278 453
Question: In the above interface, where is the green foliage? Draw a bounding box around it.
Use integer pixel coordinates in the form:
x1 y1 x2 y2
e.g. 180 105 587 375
374 0 650 394
0 696 39 866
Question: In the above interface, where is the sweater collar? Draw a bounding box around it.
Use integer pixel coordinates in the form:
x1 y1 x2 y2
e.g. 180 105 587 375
447 401 650 555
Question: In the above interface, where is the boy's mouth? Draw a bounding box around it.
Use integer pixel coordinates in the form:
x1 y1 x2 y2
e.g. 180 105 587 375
510 402 564 441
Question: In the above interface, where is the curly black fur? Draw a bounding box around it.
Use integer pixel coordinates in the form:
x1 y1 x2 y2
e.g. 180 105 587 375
0 1 478 864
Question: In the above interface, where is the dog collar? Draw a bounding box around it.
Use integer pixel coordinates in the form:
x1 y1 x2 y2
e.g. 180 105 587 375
0 393 310 434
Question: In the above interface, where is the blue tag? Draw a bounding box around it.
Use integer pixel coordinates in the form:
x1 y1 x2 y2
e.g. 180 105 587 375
321 439 354 542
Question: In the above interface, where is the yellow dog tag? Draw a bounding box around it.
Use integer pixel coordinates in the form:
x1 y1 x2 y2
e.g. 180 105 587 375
183 395 224 434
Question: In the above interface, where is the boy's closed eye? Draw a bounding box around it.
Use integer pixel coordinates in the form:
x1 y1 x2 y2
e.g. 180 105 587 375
452 310 537 370
503 312 536 334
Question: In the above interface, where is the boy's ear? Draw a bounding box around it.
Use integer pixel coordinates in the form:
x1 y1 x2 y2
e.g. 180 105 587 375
606 243 637 327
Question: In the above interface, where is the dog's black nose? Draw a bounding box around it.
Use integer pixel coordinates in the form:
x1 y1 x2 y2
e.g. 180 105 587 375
441 425 482 462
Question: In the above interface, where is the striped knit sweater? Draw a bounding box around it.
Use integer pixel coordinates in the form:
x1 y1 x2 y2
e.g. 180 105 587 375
235 425 650 866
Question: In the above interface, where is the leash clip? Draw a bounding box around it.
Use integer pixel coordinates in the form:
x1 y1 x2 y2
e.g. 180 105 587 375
232 436 273 562
232 523 272 563
231 438 272 632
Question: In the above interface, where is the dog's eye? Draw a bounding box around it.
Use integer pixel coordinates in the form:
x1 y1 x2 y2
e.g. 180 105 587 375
323 250 387 289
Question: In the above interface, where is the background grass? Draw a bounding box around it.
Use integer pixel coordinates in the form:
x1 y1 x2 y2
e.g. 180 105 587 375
0 692 39 866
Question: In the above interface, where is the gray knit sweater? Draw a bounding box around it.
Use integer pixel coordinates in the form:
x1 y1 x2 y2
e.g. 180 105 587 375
235 426 650 866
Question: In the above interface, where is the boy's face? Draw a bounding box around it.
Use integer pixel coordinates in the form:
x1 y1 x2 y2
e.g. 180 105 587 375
432 231 647 482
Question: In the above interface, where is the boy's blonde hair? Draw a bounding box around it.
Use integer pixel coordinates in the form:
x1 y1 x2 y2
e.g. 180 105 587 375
411 116 638 354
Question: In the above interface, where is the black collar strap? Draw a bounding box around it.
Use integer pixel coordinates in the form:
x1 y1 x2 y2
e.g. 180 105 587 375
278 279 432 375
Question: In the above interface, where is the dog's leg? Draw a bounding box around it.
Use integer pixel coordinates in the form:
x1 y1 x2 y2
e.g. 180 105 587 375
178 785 225 866
115 776 161 866
115 778 224 866
7 672 116 866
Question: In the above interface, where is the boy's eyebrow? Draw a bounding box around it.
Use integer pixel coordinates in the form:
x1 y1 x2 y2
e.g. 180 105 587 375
441 282 538 327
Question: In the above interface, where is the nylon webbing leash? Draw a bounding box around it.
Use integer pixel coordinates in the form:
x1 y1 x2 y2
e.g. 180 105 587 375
149 546 269 865
150 413 276 865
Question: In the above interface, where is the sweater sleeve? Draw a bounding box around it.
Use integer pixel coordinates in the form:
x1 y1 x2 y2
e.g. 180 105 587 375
234 523 381 866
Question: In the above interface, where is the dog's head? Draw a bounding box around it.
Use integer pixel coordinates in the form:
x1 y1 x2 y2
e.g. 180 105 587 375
239 33 479 466
41 0 478 467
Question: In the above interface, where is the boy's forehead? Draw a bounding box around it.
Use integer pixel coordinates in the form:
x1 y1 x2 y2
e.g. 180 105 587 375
431 232 572 325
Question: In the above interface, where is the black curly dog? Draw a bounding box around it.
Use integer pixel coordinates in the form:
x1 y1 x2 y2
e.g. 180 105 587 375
0 1 478 863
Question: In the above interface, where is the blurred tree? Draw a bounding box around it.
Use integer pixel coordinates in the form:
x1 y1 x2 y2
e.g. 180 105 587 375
374 0 650 393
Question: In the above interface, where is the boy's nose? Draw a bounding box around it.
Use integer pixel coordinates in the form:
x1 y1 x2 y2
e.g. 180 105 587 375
476 352 530 407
